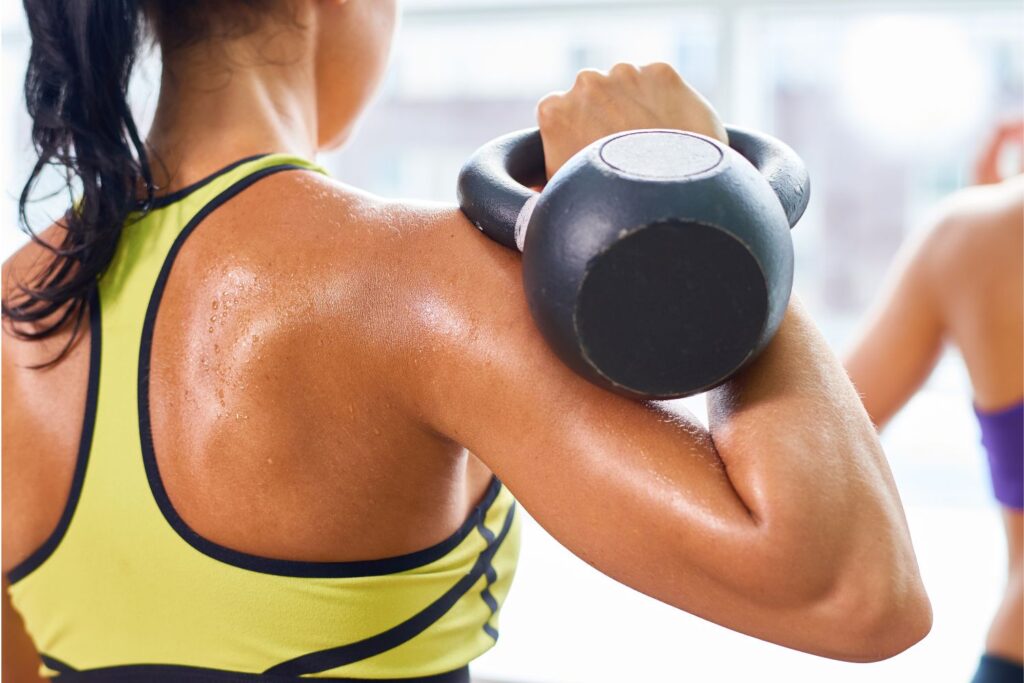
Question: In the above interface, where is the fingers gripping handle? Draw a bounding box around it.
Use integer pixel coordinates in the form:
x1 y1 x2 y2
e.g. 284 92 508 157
457 128 544 251
724 126 811 229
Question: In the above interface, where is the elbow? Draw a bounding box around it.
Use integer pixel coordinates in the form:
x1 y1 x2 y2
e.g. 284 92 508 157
835 589 932 663
808 566 933 662
748 523 934 662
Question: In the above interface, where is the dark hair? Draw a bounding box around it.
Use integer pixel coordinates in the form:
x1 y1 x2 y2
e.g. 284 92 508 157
3 0 153 362
4 0 283 365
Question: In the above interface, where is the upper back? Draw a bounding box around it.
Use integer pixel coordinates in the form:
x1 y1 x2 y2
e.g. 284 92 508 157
925 176 1024 407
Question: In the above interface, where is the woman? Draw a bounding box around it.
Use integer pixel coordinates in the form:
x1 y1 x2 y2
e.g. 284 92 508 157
2 1 930 681
846 121 1023 683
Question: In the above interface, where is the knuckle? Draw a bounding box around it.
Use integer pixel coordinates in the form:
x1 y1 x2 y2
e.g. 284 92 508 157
644 61 681 80
536 94 563 124
574 68 604 88
609 62 640 78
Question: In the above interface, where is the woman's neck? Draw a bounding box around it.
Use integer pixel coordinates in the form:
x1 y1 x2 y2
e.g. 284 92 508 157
146 29 320 192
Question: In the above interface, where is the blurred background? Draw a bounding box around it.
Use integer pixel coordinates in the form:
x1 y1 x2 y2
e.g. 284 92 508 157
1 0 1022 680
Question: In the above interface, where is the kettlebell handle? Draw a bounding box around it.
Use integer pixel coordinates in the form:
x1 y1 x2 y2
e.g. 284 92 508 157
457 126 811 251
727 127 810 228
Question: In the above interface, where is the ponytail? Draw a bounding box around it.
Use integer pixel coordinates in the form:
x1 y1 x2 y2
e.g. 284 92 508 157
4 0 154 361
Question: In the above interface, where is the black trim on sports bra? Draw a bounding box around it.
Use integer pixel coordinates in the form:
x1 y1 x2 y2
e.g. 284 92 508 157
475 516 502 641
38 660 469 682
265 504 516 676
146 154 271 209
138 164 506 578
6 290 102 585
41 653 76 674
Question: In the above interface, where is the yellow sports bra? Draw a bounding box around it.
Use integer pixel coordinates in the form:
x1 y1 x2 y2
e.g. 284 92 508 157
6 154 521 682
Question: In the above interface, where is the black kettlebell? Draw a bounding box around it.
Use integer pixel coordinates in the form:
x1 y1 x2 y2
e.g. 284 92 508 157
457 126 810 399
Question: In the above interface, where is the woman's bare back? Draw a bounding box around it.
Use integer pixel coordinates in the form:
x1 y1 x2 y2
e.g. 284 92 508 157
2 168 495 572
931 176 1024 409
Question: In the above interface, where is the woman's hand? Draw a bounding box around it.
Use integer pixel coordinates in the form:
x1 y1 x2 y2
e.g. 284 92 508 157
536 62 728 179
974 119 1024 186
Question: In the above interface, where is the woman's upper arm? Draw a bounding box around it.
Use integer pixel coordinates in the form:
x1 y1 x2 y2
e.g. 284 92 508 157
844 229 946 429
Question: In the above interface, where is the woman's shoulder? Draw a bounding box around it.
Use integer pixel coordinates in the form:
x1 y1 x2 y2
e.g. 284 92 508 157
2 222 81 368
913 178 1023 278
183 167 526 389
225 169 524 318
230 168 507 268
930 177 1023 241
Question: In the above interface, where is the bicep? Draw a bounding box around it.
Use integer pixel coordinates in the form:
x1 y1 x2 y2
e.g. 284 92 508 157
845 239 945 429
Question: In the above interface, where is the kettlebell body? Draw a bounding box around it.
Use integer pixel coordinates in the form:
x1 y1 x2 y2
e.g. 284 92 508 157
523 130 793 398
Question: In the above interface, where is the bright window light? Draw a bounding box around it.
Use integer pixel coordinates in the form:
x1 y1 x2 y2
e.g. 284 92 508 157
839 15 991 153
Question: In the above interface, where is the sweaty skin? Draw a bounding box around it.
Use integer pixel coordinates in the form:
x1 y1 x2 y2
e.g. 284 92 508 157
845 124 1024 665
3 1 930 678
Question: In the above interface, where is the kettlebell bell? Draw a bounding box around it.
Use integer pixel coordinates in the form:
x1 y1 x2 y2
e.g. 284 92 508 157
457 126 810 399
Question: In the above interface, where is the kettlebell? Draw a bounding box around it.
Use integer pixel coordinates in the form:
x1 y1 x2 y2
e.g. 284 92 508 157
457 126 810 399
